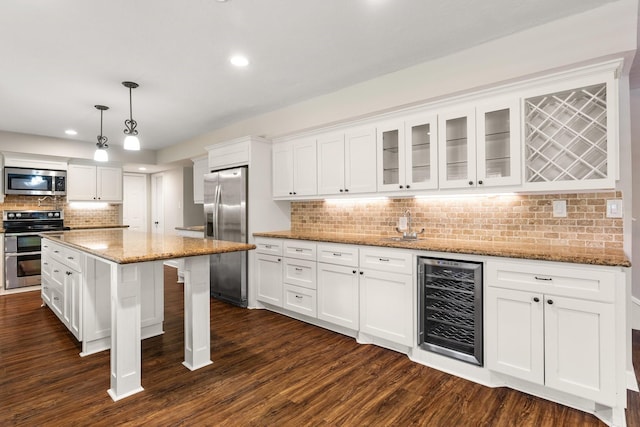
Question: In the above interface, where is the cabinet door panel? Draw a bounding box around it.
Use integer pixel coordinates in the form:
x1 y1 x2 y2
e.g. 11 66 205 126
272 144 294 197
345 128 377 194
405 114 438 190
317 134 345 195
256 254 283 307
317 263 359 329
544 296 615 405
377 121 405 192
486 287 544 384
67 164 97 201
438 108 476 189
97 166 123 201
359 269 412 346
293 139 317 196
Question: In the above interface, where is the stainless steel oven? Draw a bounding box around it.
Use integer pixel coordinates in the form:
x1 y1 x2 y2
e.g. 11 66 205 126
3 210 64 290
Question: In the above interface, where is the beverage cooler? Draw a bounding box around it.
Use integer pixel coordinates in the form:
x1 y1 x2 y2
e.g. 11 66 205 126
417 257 483 366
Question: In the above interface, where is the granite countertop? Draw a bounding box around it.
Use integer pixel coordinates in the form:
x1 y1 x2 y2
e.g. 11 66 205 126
253 230 631 267
175 225 205 232
43 229 255 264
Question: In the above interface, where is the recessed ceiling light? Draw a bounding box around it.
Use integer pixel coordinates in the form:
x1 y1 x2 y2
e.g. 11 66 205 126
65 129 77 135
230 55 249 67
138 167 147 171
216 0 229 2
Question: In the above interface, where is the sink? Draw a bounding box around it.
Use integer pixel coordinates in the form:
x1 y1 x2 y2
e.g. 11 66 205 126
380 236 423 242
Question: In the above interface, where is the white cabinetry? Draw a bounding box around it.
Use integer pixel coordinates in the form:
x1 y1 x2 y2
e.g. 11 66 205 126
438 99 520 189
282 240 317 317
67 164 123 202
358 248 413 346
191 156 208 204
272 138 317 197
317 244 360 329
523 79 617 190
255 238 284 307
317 127 377 195
378 113 439 192
486 260 618 406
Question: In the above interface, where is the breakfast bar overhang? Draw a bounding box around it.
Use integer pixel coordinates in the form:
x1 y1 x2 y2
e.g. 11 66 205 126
41 229 255 401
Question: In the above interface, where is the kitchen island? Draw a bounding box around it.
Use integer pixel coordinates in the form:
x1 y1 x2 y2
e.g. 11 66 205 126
41 229 255 401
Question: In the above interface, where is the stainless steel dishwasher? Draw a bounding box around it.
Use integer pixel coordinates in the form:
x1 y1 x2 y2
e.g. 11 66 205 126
417 257 483 366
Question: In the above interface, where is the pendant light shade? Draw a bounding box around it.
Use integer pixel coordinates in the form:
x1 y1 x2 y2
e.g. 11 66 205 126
94 105 109 162
122 81 141 150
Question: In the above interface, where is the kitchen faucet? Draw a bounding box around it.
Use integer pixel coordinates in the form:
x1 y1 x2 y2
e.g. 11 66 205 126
395 209 425 240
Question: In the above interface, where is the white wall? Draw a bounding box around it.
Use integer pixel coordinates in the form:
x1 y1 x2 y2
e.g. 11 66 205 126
157 0 638 165
630 89 640 305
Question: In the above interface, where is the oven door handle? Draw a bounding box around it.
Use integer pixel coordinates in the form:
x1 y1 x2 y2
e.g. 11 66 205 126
5 251 42 257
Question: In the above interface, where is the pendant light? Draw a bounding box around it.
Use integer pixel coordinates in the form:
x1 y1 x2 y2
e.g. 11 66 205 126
94 105 109 162
122 81 141 150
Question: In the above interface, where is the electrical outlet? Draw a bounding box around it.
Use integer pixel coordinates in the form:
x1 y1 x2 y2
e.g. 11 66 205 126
606 199 623 218
552 200 567 218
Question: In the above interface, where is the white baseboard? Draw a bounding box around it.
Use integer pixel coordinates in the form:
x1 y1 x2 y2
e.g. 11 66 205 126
633 296 640 331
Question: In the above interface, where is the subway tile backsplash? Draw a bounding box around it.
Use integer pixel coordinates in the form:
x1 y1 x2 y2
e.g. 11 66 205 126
291 191 623 249
0 195 122 228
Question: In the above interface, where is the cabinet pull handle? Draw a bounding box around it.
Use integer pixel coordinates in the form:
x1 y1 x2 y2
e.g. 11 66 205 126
67 256 74 260
379 258 390 262
265 244 272 249
54 297 59 301
468 181 474 186
53 269 59 273
295 295 303 299
533 297 540 303
352 270 357 274
43 262 48 266
345 189 349 192
65 271 72 276
294 267 303 272
295 248 303 252
43 286 48 290
54 250 59 253
547 299 554 305
359 271 364 275
332 253 342 257
534 276 552 281
339 189 344 192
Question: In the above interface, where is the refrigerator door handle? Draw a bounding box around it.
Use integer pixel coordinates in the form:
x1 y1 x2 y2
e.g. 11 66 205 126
214 184 221 240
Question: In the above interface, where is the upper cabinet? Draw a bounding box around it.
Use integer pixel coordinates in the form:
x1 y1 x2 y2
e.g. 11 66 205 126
438 99 520 189
67 164 123 202
272 138 317 198
523 81 616 190
192 156 208 204
377 113 438 192
317 127 377 195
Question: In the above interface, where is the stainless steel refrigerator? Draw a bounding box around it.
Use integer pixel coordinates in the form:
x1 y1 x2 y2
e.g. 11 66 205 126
204 166 248 307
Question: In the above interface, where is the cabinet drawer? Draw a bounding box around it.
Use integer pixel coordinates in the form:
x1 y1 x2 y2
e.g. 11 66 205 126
50 288 64 318
487 260 616 302
284 240 316 261
317 244 358 267
283 284 317 317
283 258 316 289
360 248 412 275
61 247 82 272
49 259 66 292
255 238 283 256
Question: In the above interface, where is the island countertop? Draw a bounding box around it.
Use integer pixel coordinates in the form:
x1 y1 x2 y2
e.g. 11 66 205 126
253 230 630 267
43 229 255 264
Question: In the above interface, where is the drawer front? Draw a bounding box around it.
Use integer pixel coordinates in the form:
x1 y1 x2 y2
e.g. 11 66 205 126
50 288 64 318
284 240 317 261
42 240 64 261
283 258 316 289
61 247 82 272
360 248 412 275
317 244 359 267
49 259 66 292
487 260 616 302
255 238 283 256
283 284 317 317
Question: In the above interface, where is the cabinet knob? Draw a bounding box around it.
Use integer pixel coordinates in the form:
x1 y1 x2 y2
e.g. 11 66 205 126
345 189 349 192
352 270 356 274
547 299 554 305
399 185 404 189
293 192 297 195
533 297 540 303
339 189 344 192
289 192 293 195
65 271 72 276
406 185 410 189
468 181 474 186
277 258 281 262
478 180 483 185
359 271 364 275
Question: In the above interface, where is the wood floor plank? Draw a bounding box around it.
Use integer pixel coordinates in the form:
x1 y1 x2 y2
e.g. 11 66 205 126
0 266 636 426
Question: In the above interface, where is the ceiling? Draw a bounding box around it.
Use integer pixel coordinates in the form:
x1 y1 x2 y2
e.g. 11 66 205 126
0 0 626 154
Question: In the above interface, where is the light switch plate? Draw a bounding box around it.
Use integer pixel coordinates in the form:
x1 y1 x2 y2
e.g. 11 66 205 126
552 200 567 218
606 199 623 218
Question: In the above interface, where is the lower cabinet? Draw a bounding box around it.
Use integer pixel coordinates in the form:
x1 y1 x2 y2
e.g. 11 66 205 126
43 245 82 340
317 262 359 330
359 268 413 346
255 253 283 307
486 260 618 406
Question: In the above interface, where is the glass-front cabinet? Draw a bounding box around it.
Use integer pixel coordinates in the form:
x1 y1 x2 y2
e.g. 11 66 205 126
377 113 438 192
438 100 520 189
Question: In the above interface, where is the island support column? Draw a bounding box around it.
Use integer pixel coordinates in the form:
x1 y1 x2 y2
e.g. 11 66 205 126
182 255 213 370
107 261 146 401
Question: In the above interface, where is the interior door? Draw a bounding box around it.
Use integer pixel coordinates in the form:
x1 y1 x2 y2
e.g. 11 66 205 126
151 173 164 234
123 173 148 232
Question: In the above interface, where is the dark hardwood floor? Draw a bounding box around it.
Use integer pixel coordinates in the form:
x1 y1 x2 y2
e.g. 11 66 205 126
1 267 638 426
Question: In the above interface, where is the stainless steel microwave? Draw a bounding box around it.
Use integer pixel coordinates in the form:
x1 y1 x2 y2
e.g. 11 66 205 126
4 167 67 196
